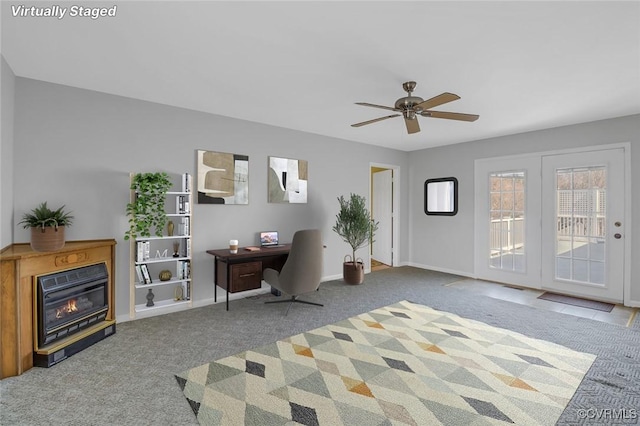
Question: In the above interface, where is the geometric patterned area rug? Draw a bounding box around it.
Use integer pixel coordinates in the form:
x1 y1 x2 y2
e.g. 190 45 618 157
175 301 596 425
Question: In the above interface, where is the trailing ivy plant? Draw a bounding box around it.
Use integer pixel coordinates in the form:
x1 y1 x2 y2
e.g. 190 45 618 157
332 193 379 263
125 172 172 240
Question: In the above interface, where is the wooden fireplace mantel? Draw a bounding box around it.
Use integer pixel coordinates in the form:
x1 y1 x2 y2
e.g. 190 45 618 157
0 239 116 379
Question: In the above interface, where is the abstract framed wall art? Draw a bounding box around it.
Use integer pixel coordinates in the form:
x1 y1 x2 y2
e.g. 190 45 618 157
268 156 308 203
197 150 249 204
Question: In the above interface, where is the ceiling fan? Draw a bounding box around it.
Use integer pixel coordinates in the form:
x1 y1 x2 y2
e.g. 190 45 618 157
351 81 479 134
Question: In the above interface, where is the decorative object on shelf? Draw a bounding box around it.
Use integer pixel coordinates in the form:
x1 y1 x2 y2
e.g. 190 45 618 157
332 193 378 285
18 202 74 252
174 285 184 301
172 241 180 257
229 239 239 254
125 172 172 240
146 288 155 307
424 177 458 216
197 150 249 204
268 156 308 203
159 270 172 281
167 220 174 236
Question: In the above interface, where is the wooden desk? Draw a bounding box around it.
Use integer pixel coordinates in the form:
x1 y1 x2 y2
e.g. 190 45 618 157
206 245 290 310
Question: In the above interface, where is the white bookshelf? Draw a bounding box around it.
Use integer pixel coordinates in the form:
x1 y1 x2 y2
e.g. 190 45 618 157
129 173 193 319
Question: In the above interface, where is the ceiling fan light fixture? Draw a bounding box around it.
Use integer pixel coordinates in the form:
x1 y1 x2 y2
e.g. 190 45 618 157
404 110 417 120
352 81 479 134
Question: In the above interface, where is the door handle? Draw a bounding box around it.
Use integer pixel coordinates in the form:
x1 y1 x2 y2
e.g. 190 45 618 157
614 233 622 239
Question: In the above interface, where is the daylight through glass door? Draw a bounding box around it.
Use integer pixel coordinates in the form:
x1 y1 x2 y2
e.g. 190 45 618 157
555 167 606 285
489 171 525 272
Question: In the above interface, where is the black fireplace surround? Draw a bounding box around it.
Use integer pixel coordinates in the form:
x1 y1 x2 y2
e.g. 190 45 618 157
35 263 114 366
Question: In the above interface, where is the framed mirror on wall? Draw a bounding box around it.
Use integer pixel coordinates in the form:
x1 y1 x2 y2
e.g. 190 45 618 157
424 177 458 216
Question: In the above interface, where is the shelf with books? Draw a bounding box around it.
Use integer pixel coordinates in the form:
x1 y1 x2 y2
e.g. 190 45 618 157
129 172 193 319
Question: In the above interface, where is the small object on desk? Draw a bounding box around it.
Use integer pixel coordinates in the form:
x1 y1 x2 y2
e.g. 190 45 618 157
229 239 239 254
245 246 260 252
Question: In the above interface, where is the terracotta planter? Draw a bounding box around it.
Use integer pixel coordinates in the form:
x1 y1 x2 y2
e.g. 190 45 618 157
343 255 364 285
30 226 66 252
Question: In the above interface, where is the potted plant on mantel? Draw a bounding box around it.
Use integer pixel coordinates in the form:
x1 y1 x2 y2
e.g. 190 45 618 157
19 202 74 252
332 193 379 285
125 172 172 240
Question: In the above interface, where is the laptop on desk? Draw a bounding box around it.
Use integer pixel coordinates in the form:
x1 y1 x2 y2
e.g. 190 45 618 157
260 231 284 248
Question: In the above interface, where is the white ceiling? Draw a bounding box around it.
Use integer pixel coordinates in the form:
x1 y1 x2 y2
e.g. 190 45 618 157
2 1 639 151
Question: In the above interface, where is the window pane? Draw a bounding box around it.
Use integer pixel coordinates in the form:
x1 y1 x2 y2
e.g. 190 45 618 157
555 166 606 285
489 171 525 273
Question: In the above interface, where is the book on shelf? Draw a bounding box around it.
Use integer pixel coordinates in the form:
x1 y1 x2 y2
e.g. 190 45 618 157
136 241 150 262
177 259 191 280
176 196 184 214
179 216 190 236
175 195 190 214
184 238 191 257
181 173 192 193
135 265 144 284
140 264 152 284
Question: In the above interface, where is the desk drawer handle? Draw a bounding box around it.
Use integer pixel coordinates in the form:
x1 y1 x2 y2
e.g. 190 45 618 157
239 273 256 278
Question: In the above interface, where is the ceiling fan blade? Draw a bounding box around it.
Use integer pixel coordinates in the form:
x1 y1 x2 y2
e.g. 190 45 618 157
355 102 400 112
414 92 460 111
351 114 401 127
404 117 420 134
421 110 480 122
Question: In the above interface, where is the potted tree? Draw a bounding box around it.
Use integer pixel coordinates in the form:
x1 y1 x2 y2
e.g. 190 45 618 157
125 172 172 240
19 202 73 252
332 193 379 284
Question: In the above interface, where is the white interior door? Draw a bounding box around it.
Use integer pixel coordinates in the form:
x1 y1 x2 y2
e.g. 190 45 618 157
372 169 393 266
541 149 625 302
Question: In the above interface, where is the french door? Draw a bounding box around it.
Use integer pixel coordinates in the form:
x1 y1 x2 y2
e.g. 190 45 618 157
541 149 625 302
475 147 626 303
475 156 541 287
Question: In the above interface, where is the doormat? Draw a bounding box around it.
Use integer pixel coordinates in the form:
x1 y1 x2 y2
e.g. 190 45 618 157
538 292 615 312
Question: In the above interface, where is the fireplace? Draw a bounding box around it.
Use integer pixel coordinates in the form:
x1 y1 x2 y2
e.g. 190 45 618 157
34 262 116 367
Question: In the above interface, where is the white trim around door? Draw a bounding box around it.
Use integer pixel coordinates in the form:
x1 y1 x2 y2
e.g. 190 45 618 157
474 143 632 306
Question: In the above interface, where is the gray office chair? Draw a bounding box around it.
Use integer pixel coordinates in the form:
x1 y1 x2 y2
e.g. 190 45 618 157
264 229 323 315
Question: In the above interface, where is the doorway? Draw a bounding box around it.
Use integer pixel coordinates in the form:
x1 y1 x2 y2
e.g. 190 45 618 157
475 146 629 304
370 164 399 270
541 149 625 302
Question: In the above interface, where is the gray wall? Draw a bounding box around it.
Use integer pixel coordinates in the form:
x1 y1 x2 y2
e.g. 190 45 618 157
13 77 410 319
1 55 15 248
408 114 640 302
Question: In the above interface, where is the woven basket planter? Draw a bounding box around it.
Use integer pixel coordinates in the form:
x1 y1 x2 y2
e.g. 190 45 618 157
343 255 364 285
30 226 66 252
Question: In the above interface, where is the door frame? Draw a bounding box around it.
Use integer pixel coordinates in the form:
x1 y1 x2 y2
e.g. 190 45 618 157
370 162 401 267
473 143 632 304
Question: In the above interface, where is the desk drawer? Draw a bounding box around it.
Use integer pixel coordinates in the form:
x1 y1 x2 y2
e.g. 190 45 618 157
230 261 262 293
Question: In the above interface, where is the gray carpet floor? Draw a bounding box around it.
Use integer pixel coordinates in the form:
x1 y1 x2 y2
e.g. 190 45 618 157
1 267 639 425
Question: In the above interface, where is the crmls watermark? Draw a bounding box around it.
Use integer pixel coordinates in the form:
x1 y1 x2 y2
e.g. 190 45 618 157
576 408 638 421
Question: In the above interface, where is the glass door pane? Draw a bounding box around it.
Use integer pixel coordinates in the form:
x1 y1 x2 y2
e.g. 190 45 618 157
555 167 606 285
489 171 525 272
